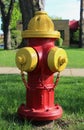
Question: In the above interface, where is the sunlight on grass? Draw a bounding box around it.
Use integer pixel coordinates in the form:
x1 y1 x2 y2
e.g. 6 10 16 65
0 50 17 67
65 48 84 68
0 47 84 68
0 50 16 67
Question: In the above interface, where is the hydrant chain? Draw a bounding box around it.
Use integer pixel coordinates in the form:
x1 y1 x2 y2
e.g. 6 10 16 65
54 72 60 88
21 67 28 89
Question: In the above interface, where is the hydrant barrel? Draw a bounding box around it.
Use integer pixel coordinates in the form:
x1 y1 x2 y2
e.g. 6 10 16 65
16 11 68 121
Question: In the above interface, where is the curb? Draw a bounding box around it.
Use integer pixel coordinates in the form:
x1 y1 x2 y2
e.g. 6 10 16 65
0 67 84 77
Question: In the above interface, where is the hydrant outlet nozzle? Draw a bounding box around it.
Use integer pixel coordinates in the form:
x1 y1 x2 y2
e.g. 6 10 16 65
16 47 38 72
47 47 68 72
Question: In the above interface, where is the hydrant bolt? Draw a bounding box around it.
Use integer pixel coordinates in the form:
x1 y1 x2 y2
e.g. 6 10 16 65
58 57 66 66
18 55 26 65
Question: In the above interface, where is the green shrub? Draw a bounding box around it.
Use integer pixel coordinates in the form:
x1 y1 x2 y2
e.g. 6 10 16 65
11 30 22 49
55 38 63 47
73 30 79 42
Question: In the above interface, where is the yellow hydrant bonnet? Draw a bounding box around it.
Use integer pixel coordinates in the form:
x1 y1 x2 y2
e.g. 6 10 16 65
22 11 60 38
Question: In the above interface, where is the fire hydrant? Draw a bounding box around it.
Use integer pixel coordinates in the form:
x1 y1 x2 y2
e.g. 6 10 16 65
16 11 68 121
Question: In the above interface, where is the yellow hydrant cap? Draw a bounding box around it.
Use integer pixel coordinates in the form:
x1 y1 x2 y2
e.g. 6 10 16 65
16 47 38 72
47 47 68 72
22 11 60 38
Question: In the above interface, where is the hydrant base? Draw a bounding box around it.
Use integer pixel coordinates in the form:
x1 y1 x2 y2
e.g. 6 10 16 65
18 104 63 121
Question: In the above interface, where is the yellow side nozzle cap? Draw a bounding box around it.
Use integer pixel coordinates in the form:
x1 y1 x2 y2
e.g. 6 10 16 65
16 47 38 72
47 47 68 72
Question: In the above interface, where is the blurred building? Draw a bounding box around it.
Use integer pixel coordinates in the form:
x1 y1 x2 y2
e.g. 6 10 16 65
53 20 69 46
0 34 4 39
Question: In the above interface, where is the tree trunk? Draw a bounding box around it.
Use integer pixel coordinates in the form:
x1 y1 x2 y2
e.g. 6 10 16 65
3 20 12 50
18 0 33 47
0 0 15 49
79 0 84 48
4 30 8 50
18 0 45 47
7 27 12 49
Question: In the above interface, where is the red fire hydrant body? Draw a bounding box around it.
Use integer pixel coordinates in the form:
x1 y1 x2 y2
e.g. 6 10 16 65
16 11 68 121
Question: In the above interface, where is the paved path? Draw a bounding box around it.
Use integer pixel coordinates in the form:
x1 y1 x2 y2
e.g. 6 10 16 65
0 67 84 76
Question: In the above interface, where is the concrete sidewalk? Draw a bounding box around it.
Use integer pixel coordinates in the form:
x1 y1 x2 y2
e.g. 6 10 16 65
0 67 84 76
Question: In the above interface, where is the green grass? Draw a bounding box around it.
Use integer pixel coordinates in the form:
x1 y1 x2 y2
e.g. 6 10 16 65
0 49 16 67
65 47 84 68
0 75 84 130
0 47 84 68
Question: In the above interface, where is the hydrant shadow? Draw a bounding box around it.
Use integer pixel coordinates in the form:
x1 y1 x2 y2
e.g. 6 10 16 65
1 112 29 126
1 112 55 129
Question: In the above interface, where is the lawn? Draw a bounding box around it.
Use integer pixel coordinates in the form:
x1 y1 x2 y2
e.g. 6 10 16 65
0 47 84 68
66 47 84 68
0 49 16 67
0 47 84 129
0 74 84 130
